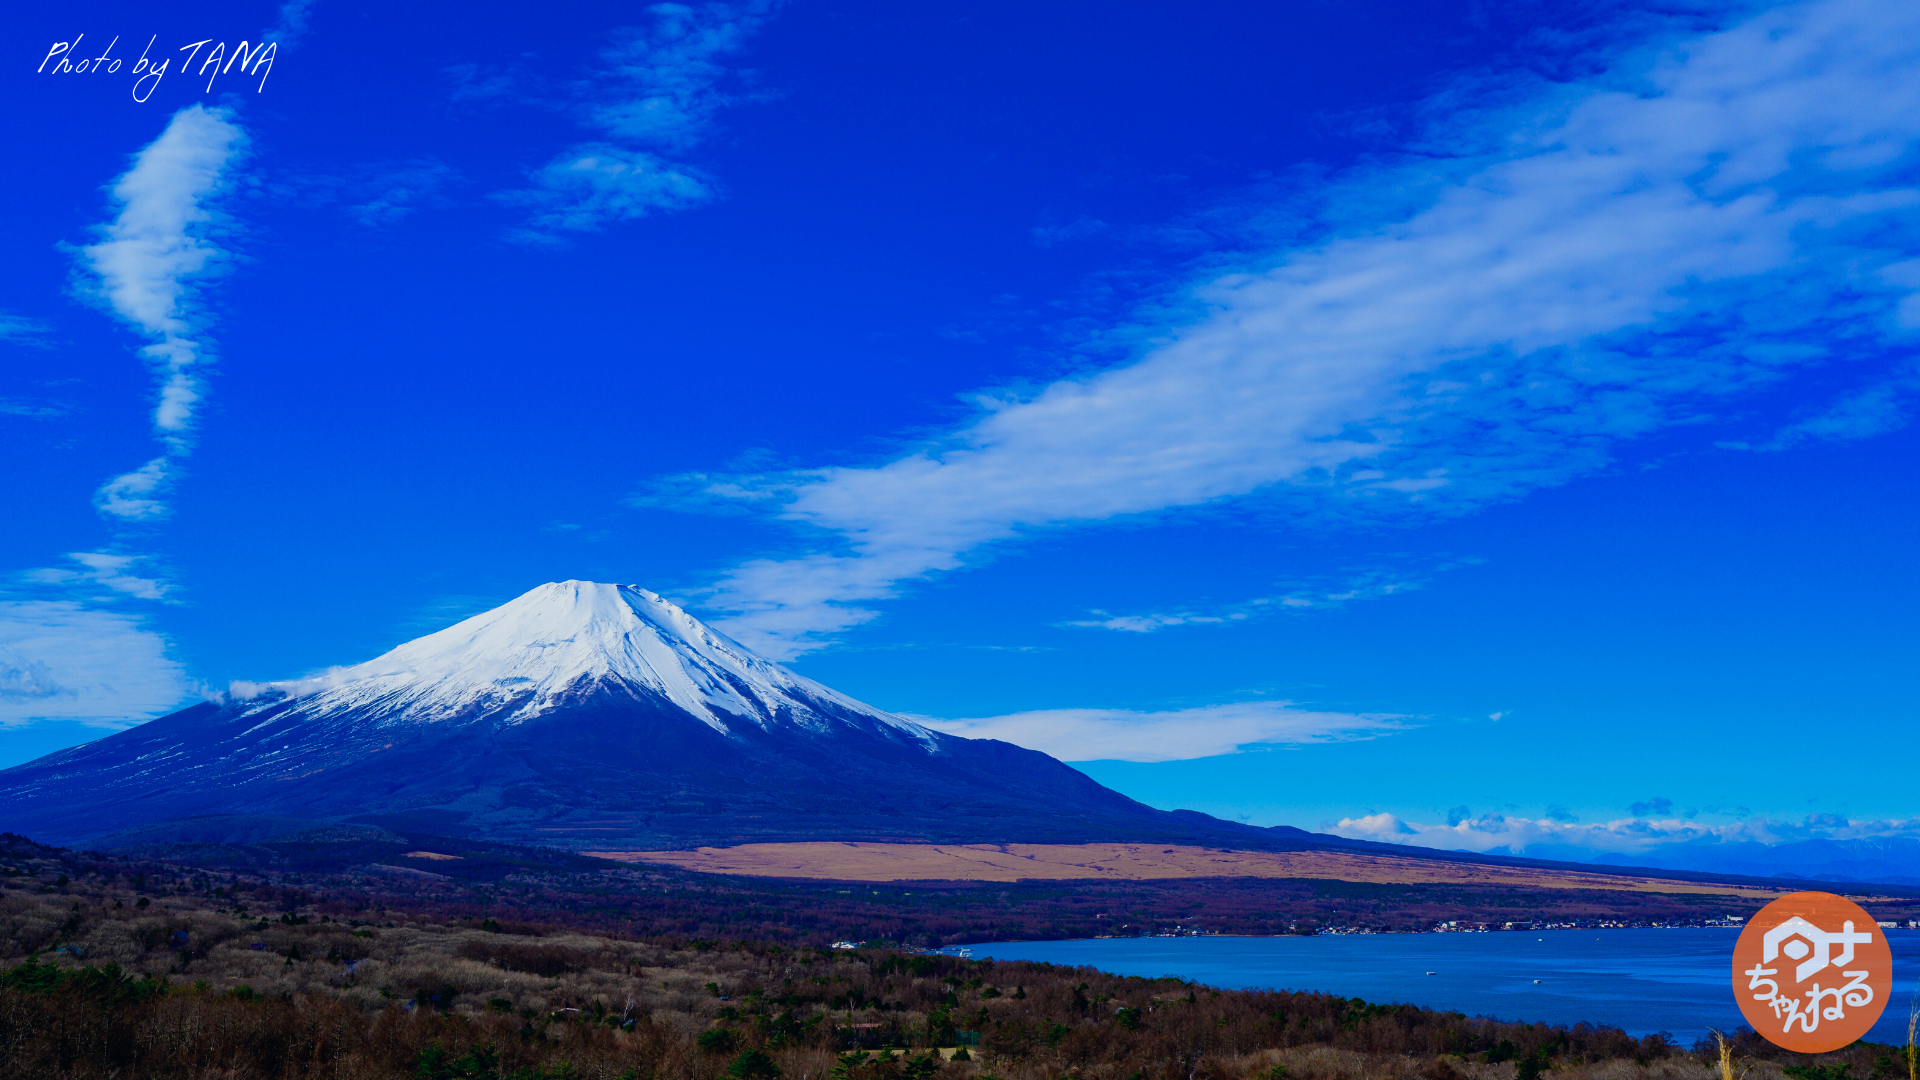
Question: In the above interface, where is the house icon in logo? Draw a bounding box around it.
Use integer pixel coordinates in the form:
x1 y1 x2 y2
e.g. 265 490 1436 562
1733 892 1893 1053
1762 916 1875 982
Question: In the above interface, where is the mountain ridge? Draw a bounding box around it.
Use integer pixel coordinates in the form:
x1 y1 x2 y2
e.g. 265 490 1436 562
0 582 1309 851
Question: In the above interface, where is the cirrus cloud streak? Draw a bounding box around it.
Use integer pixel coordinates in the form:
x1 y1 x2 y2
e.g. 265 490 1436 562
667 0 1920 659
79 104 248 520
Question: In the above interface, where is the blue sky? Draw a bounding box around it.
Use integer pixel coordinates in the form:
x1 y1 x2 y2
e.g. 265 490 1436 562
5 0 1918 865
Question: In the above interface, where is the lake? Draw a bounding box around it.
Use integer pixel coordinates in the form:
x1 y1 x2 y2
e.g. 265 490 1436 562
958 930 1920 1046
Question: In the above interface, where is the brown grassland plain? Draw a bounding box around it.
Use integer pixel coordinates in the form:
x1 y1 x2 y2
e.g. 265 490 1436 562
588 845 1789 899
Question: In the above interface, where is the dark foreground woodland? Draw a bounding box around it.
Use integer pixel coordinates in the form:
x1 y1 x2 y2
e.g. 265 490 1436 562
2 834 1914 1080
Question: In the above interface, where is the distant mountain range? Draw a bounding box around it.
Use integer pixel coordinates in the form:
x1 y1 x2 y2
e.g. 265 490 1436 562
0 581 1327 852
3 580 1909 892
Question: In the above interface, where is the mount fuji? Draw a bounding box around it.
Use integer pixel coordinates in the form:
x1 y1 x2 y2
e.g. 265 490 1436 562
0 581 1307 853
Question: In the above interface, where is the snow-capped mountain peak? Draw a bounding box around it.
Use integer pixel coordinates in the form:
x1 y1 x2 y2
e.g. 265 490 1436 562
0 581 1195 852
233 580 931 741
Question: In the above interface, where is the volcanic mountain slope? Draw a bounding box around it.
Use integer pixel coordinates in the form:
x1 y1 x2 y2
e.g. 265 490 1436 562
0 581 1305 852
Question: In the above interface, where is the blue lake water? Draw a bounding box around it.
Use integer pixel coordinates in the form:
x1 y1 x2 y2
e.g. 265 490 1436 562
960 931 1920 1046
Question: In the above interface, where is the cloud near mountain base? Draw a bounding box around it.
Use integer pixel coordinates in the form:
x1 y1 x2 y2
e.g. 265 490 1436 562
1328 809 1920 859
0 602 191 728
916 700 1410 763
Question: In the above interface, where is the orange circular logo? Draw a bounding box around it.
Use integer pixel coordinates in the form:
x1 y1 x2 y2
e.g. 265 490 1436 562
1732 892 1891 1052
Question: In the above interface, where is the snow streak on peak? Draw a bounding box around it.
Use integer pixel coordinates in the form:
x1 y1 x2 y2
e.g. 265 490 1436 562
235 581 935 741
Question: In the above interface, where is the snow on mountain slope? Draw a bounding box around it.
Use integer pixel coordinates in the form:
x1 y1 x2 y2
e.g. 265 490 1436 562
230 581 935 743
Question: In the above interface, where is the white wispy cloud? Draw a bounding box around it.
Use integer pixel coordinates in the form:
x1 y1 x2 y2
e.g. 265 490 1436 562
0 311 69 418
22 553 169 601
914 701 1411 763
445 62 519 104
1063 568 1434 633
266 0 316 46
0 313 52 346
345 160 460 226
1760 367 1920 448
1064 612 1247 633
257 159 463 227
91 457 171 521
0 400 69 419
502 146 712 238
79 104 248 518
0 601 191 728
654 0 1920 659
589 2 776 147
501 1 778 240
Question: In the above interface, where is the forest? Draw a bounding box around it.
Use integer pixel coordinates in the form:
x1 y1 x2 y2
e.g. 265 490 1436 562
2 833 1913 1080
